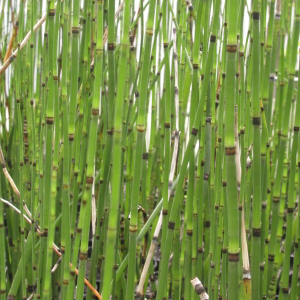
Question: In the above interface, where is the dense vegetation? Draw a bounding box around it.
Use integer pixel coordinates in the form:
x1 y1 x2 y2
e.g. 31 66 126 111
0 0 299 299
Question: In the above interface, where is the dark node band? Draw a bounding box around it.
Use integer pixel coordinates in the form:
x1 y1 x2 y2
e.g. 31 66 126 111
86 176 94 184
269 75 275 81
92 108 99 115
168 221 175 230
72 26 79 33
162 209 168 215
187 230 193 236
164 123 171 128
135 292 143 300
228 252 239 262
142 153 148 159
193 64 199 69
227 44 237 52
253 12 260 19
282 288 289 294
287 207 294 213
49 9 56 16
195 284 205 295
205 221 210 227
252 228 261 237
210 35 216 42
108 43 115 50
268 254 275 261
225 147 236 155
191 127 198 136
79 252 88 260
252 117 260 125
68 133 74 141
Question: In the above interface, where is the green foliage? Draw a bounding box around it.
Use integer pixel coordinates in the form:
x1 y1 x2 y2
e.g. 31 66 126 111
0 0 299 300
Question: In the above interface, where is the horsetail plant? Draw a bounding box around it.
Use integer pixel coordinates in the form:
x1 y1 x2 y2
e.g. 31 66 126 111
0 0 299 300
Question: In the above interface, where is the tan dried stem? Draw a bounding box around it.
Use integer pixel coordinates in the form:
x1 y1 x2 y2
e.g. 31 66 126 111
190 277 209 300
3 21 18 63
136 29 181 292
0 7 49 75
0 145 20 197
90 1 124 69
0 198 102 299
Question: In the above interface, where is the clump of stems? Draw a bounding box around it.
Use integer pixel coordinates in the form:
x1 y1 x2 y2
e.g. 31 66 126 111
0 0 299 300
